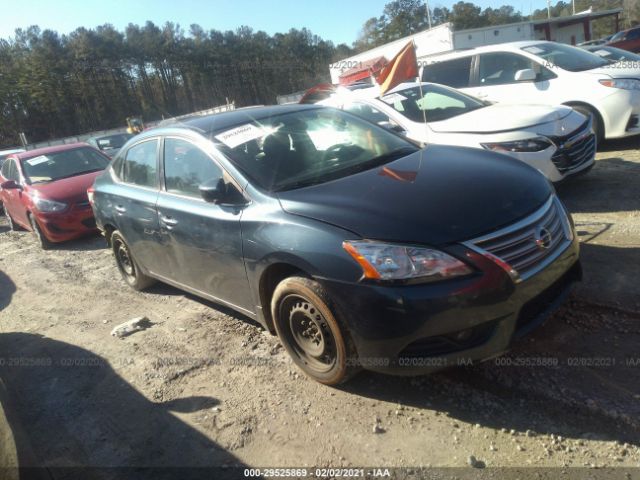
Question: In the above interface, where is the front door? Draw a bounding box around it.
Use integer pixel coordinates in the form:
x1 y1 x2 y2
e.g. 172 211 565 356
1 158 29 228
155 136 252 313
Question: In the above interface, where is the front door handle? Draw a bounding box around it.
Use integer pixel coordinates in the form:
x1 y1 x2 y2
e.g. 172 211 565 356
115 205 126 214
160 215 178 227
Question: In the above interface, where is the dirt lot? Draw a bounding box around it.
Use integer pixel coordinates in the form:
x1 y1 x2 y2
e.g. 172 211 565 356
1 139 640 479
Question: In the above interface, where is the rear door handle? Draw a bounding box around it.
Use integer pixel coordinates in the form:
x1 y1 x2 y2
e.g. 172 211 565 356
160 215 178 227
115 205 126 214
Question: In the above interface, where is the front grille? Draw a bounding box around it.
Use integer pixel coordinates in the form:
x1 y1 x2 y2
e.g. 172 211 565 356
464 196 572 282
549 120 596 174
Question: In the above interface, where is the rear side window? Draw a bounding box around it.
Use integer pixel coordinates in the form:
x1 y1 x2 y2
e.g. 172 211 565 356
422 57 472 88
163 138 222 198
343 103 392 124
122 139 158 188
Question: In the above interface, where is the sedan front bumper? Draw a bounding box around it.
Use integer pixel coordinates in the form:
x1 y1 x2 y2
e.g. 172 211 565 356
322 236 580 375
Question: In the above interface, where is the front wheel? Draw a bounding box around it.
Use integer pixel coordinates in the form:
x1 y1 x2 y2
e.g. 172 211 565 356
29 213 52 250
111 230 156 290
572 105 603 145
271 276 359 385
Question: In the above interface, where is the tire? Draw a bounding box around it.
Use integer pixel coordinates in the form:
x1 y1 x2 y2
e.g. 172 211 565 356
110 230 156 290
29 213 52 250
5 209 18 231
572 105 603 145
271 276 359 385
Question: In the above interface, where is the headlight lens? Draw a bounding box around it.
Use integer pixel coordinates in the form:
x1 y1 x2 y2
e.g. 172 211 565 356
481 137 553 153
32 196 67 212
343 240 472 282
599 78 640 90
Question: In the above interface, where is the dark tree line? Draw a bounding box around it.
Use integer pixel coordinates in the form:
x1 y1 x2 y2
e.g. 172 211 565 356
0 22 353 147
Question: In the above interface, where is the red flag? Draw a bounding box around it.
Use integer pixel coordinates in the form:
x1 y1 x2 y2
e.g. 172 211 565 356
373 41 418 96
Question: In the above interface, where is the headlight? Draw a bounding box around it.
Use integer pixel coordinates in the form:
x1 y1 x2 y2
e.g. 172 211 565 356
343 240 472 282
481 137 553 153
599 78 640 90
32 196 67 212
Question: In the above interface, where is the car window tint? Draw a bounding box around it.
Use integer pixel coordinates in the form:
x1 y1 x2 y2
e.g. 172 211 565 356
627 29 640 40
1 158 13 179
478 53 535 85
164 138 222 198
422 57 472 88
343 103 391 124
122 139 158 188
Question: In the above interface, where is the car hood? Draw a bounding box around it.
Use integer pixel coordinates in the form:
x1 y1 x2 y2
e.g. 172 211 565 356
429 104 574 134
277 146 552 246
29 170 103 203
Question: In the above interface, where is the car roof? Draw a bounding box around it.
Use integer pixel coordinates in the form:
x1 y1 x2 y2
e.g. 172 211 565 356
0 148 25 156
426 40 554 60
153 104 323 136
14 142 91 160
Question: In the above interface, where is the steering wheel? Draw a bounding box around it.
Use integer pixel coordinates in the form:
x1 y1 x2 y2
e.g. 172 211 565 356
323 144 348 163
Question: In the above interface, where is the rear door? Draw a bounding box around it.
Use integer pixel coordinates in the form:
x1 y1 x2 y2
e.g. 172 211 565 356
113 138 162 272
155 136 252 313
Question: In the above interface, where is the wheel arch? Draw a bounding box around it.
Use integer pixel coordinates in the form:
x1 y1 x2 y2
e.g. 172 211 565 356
258 262 311 334
562 101 605 139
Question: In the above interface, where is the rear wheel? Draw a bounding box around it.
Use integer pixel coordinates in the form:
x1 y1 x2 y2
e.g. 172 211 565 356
271 276 359 385
29 213 52 250
111 230 156 290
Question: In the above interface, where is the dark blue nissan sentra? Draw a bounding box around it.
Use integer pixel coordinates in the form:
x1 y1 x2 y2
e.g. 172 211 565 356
90 104 581 385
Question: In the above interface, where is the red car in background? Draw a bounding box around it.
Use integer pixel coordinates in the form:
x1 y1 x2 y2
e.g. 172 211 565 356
607 26 640 53
0 143 110 249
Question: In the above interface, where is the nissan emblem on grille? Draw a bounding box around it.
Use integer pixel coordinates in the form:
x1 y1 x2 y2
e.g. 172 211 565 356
534 226 553 250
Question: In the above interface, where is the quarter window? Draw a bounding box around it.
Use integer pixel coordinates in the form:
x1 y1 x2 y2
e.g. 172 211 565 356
422 57 473 88
164 138 222 198
122 139 159 188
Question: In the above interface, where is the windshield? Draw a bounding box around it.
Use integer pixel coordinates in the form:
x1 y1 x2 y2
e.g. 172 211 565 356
586 46 640 62
522 43 609 72
21 147 109 184
211 108 418 191
95 133 133 150
379 84 486 123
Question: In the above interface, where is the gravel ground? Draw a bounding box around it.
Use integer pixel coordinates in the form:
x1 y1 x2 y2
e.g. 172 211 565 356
0 138 639 478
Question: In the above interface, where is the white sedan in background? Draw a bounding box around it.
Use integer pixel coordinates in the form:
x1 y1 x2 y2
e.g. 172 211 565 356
319 82 595 183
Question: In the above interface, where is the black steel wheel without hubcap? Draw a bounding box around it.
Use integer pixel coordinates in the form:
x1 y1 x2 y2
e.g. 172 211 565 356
281 294 338 376
110 230 156 290
271 276 359 385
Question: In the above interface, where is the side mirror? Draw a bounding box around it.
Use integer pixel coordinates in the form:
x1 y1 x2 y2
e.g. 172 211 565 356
0 180 21 190
199 177 226 203
514 68 537 82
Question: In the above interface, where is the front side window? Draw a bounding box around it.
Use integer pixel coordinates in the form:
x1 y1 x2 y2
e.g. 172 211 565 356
522 42 609 72
164 138 223 198
422 57 473 88
122 139 158 188
380 84 485 123
21 148 109 184
212 108 417 191
478 52 537 85
1 158 14 180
